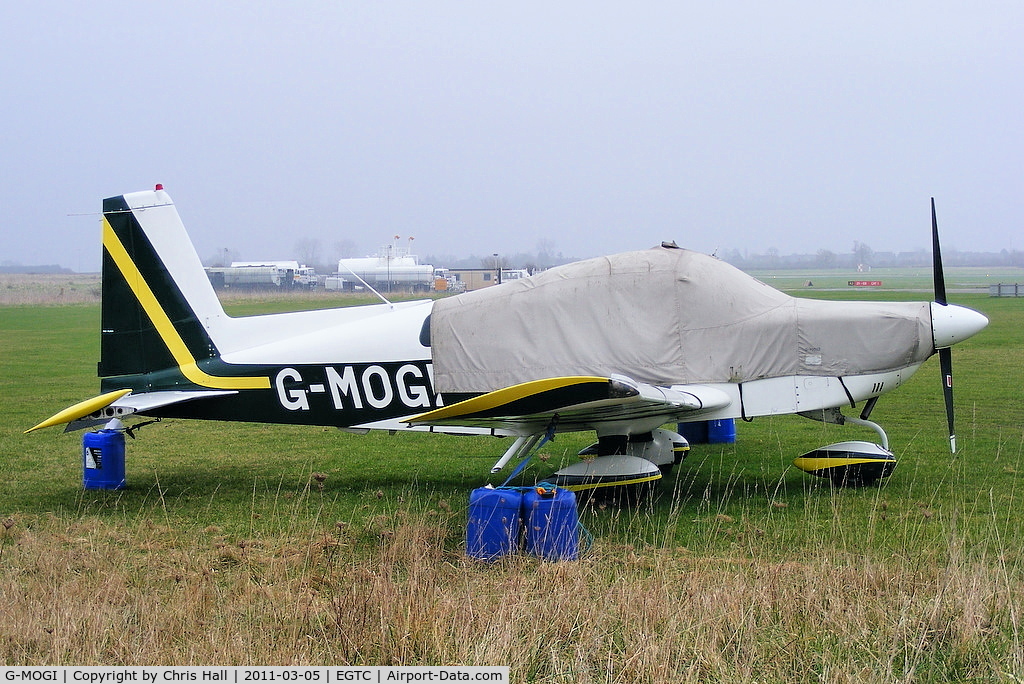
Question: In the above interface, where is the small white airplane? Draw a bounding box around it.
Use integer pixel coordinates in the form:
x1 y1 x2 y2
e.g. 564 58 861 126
28 187 988 490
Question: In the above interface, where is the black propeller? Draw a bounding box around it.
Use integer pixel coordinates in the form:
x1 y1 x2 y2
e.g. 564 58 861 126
932 198 957 453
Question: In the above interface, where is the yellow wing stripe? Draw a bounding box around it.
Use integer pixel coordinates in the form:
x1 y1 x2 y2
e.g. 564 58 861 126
102 218 270 390
793 457 891 472
407 375 609 424
559 473 662 492
24 389 132 434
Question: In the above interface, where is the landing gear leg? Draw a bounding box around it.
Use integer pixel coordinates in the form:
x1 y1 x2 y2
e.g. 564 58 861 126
843 415 889 451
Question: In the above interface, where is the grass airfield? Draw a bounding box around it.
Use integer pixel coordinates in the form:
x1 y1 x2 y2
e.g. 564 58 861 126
1 273 1023 680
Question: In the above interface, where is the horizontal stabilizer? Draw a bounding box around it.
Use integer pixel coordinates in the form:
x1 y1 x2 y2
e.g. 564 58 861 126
25 389 132 433
64 389 239 431
111 389 237 412
27 389 238 433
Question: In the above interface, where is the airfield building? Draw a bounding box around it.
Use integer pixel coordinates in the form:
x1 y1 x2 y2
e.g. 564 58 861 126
205 260 318 289
336 240 436 292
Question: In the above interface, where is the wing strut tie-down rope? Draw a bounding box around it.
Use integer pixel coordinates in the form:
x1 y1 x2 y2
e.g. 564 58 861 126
501 415 559 486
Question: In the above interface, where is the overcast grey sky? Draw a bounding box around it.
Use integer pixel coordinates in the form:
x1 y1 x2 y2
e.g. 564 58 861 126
2 1 1020 271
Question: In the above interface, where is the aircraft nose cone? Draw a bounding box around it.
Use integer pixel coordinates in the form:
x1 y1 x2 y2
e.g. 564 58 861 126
931 302 988 349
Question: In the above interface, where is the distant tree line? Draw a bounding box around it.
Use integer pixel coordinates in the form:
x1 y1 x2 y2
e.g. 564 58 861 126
0 262 73 274
425 239 573 274
198 238 1024 278
717 245 1024 270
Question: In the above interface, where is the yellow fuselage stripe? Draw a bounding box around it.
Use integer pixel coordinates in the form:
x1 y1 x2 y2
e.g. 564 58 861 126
102 217 270 390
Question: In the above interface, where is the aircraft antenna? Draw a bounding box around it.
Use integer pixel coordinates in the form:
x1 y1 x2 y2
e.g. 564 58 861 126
337 262 393 309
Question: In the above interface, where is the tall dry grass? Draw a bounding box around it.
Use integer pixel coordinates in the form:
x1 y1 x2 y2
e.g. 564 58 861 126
2 498 1022 681
0 274 101 306
0 273 433 308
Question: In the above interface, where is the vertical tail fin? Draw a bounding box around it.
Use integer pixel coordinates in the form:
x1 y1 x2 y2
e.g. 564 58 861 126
99 187 227 378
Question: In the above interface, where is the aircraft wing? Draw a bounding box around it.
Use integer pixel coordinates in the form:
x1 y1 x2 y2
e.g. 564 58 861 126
404 375 731 435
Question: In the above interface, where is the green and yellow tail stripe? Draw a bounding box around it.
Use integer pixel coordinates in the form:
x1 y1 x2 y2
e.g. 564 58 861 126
102 218 270 390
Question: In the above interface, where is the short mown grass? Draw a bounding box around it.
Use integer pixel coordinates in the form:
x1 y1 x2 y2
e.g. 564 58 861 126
2 280 1023 680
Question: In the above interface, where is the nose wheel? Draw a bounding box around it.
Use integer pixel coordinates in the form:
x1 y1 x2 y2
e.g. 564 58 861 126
793 440 896 486
793 400 896 486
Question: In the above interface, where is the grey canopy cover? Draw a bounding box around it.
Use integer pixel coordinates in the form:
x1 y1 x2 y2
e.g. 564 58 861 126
430 246 932 394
